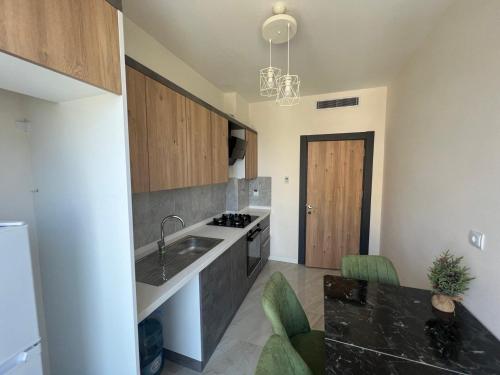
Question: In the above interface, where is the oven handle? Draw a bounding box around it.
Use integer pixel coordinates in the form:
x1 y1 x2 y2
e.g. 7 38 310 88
247 227 262 242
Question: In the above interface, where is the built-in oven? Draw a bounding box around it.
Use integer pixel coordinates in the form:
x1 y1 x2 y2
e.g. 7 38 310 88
247 224 262 276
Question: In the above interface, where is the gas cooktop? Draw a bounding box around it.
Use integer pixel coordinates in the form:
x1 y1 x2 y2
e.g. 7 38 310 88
207 213 258 228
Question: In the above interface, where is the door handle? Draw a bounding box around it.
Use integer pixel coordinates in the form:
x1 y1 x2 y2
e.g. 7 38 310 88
306 204 313 215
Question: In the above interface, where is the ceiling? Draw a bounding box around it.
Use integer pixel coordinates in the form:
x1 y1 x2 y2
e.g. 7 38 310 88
123 0 455 102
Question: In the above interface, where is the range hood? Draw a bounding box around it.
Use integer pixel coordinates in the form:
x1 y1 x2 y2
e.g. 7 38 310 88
228 136 246 165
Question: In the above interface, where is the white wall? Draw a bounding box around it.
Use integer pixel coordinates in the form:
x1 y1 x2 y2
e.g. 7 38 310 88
0 89 37 259
153 275 202 361
0 89 50 373
249 87 387 263
224 92 250 124
124 17 226 112
26 91 139 374
381 0 500 338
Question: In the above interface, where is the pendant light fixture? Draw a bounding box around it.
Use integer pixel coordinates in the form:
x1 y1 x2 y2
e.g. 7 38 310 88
260 2 300 106
259 39 281 97
276 22 300 106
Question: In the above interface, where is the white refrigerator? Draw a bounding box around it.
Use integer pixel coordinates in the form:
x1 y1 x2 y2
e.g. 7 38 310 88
0 222 43 375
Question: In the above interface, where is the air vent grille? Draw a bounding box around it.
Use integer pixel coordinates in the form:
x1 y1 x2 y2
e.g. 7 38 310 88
316 97 359 109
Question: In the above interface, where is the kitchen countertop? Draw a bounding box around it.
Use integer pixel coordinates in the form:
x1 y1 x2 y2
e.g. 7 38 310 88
135 207 271 323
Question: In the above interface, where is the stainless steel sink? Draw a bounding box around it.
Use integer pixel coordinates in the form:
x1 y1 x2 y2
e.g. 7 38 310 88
135 235 223 287
168 236 223 255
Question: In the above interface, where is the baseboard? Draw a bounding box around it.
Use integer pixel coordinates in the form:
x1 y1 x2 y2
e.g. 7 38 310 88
268 255 298 264
163 348 203 372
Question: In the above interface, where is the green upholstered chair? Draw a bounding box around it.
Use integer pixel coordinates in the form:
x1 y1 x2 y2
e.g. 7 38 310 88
341 255 400 286
261 272 325 375
255 335 313 375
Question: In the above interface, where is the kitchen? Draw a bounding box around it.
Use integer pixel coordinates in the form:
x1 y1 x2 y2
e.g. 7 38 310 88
125 51 273 371
2 1 500 375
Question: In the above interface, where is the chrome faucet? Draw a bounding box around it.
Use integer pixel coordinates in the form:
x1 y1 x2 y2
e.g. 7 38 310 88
158 215 185 255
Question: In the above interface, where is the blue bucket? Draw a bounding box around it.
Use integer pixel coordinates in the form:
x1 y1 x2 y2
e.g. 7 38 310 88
138 319 164 375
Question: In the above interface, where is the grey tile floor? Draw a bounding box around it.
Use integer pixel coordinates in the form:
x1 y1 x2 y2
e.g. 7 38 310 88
162 260 339 375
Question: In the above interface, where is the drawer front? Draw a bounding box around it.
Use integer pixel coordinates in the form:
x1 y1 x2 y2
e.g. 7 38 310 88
259 216 270 230
262 237 270 261
261 226 270 242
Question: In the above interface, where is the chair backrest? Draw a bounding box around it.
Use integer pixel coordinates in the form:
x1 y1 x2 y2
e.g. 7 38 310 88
341 255 400 286
261 272 310 339
254 334 314 375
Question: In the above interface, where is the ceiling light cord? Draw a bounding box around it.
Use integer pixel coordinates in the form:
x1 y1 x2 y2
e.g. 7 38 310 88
287 23 290 75
269 39 272 67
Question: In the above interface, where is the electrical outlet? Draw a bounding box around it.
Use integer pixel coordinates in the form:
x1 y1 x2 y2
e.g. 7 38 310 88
284 176 289 184
469 230 485 250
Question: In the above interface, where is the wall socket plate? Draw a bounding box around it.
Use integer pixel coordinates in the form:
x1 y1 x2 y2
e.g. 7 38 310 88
469 230 485 250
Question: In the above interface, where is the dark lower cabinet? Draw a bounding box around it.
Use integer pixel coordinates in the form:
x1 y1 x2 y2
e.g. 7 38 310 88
261 236 270 265
230 237 248 312
198 216 270 370
199 248 232 364
260 220 271 269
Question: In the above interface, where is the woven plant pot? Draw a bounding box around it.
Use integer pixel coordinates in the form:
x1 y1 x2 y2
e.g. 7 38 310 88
431 294 461 313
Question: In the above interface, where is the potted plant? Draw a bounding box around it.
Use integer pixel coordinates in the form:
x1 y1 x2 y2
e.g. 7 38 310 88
428 250 474 313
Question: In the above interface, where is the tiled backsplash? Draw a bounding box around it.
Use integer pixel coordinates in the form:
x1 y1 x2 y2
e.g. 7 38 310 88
226 177 272 211
249 177 272 207
132 177 271 250
132 183 227 249
226 178 249 212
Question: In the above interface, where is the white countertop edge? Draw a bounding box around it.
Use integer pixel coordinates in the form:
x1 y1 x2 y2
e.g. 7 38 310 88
245 205 271 210
135 207 271 323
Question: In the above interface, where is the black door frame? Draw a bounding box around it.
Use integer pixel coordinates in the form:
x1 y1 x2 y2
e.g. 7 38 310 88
298 131 375 265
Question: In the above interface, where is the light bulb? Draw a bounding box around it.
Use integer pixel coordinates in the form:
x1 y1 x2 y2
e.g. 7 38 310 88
284 77 292 97
267 69 274 88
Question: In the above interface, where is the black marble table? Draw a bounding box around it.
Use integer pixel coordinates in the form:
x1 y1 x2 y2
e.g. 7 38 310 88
323 275 500 375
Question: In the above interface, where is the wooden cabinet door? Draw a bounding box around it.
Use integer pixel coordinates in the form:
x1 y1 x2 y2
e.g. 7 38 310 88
126 67 149 193
211 113 228 184
186 99 212 187
0 0 121 94
146 77 188 191
245 130 258 180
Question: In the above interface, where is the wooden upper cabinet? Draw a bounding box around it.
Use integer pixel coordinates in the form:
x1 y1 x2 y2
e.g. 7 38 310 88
0 0 121 94
146 77 188 191
245 130 258 180
211 113 229 184
126 66 149 193
186 99 213 187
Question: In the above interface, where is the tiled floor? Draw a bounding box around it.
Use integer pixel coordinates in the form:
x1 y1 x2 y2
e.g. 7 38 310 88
162 260 339 375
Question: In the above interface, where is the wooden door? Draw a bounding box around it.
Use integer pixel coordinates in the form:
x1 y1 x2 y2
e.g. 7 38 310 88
245 130 258 180
146 77 188 191
305 140 365 269
126 66 149 193
211 113 229 184
0 0 121 94
186 99 212 186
